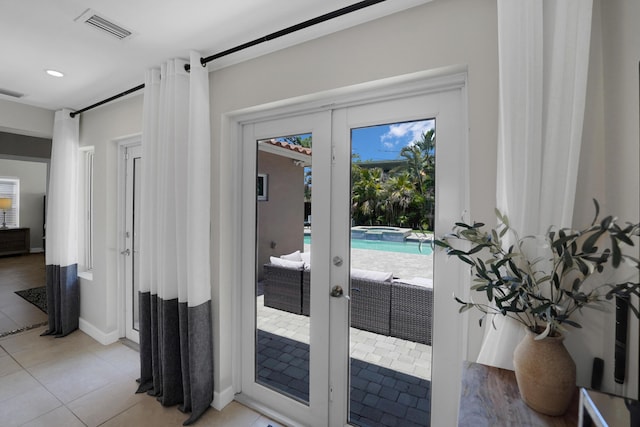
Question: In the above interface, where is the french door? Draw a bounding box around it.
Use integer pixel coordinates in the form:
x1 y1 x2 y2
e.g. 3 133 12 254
239 73 468 426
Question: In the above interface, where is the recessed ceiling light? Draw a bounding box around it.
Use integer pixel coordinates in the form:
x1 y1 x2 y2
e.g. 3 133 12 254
46 69 64 77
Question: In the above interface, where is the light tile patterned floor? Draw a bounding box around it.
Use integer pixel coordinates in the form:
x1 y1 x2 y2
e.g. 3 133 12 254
0 325 280 427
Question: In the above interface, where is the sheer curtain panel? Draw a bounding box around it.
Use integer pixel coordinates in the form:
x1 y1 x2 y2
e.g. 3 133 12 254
476 0 593 370
43 109 80 337
136 52 213 426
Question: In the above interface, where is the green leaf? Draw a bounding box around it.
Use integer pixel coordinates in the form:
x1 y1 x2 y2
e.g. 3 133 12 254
459 255 475 266
601 215 613 230
455 222 473 229
433 240 449 248
591 199 600 225
614 231 634 247
561 319 582 328
611 236 622 268
582 229 605 253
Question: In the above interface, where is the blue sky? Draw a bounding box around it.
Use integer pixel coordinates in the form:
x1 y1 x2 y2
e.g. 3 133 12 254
351 119 434 162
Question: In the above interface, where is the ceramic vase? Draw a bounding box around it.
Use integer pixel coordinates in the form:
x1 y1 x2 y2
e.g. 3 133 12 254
513 329 576 416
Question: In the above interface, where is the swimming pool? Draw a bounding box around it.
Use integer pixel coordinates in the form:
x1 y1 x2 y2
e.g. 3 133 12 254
303 235 432 255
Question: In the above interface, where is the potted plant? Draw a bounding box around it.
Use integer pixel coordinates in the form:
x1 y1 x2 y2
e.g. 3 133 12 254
434 200 640 415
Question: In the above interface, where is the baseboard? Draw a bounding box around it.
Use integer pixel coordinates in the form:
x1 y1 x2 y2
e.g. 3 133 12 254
212 386 235 411
29 248 44 253
78 318 120 345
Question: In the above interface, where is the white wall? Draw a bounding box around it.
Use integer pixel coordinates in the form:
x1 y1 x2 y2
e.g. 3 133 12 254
77 95 142 337
0 158 47 250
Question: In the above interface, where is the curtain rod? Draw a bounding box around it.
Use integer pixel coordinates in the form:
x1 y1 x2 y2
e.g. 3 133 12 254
70 0 386 118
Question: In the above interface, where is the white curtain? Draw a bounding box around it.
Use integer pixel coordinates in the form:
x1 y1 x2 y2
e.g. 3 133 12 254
477 0 593 370
137 52 213 425
43 109 80 337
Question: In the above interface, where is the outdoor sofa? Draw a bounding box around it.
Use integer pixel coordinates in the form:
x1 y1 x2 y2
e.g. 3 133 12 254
263 257 433 345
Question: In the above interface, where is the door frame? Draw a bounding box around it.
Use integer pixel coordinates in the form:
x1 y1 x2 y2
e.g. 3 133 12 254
116 134 142 341
225 66 470 426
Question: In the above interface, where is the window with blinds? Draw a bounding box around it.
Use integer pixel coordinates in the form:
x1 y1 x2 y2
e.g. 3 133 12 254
0 178 19 228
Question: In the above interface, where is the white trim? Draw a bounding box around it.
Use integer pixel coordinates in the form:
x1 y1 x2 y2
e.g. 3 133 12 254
78 270 93 281
115 134 142 340
211 386 235 411
79 317 119 345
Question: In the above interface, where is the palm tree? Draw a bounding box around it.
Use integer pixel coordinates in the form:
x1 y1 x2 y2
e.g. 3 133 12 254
382 173 415 226
351 165 384 225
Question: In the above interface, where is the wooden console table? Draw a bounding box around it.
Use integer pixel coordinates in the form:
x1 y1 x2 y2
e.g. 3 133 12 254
458 361 579 426
0 228 30 256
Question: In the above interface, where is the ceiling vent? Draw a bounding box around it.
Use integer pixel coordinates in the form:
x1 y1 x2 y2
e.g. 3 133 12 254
75 9 133 40
0 88 24 98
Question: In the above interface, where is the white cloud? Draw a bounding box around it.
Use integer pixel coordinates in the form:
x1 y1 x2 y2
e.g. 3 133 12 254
380 120 434 147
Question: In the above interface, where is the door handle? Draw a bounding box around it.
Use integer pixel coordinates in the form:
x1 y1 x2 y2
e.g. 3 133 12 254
330 285 350 300
120 248 130 256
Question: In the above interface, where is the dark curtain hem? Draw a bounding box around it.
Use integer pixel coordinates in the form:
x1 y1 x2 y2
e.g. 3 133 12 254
183 300 214 425
137 294 213 426
41 263 79 337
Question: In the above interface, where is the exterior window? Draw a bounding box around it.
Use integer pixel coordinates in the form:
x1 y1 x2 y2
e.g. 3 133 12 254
81 148 94 271
0 178 20 228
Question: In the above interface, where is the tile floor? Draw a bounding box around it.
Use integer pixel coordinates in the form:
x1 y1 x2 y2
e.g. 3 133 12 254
0 325 280 427
0 254 279 426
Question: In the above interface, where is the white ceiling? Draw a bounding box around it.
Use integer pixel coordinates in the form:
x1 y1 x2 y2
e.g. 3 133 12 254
0 0 429 112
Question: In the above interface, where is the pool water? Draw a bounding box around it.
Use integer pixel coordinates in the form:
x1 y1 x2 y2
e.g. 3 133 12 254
303 235 432 256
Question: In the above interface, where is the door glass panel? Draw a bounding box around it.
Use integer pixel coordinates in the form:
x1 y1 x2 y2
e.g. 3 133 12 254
132 155 142 331
255 134 312 404
349 120 435 427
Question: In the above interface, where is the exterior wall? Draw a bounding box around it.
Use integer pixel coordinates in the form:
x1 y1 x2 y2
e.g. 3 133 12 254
0 158 47 250
256 151 305 281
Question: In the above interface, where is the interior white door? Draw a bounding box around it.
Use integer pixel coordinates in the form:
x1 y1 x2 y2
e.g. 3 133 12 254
124 144 142 343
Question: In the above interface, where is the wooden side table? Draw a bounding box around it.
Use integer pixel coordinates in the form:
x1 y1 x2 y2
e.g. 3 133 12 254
458 361 579 426
0 227 30 256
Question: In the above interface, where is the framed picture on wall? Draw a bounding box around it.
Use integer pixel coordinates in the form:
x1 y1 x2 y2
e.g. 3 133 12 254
257 173 268 201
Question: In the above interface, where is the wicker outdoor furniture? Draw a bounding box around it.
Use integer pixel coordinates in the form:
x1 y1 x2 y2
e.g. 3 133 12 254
390 281 433 345
263 263 432 345
263 263 304 314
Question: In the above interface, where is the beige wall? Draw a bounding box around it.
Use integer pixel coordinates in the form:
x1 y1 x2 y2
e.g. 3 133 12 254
256 151 305 281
